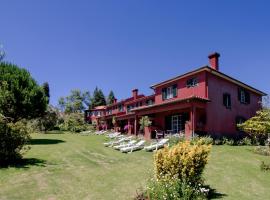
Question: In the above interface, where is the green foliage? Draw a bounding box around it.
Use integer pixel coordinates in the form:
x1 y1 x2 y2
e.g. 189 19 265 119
107 90 116 105
28 106 59 132
238 137 252 146
139 116 152 130
0 44 5 62
154 140 211 185
59 113 91 132
91 87 106 108
238 109 270 143
0 116 30 165
58 89 91 113
146 177 207 200
112 116 116 126
191 136 213 145
0 62 47 121
42 82 50 104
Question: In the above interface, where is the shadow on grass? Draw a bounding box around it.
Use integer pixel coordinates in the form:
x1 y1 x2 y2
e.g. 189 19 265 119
30 138 65 145
0 158 46 169
207 186 227 199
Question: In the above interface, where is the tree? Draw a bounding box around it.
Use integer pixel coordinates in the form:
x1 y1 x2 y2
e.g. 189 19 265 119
238 109 270 144
107 90 116 105
0 62 47 165
58 89 91 113
42 82 50 104
0 62 47 122
91 87 106 108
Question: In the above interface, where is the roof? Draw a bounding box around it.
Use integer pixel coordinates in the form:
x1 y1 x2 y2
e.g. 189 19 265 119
131 96 210 112
150 66 266 96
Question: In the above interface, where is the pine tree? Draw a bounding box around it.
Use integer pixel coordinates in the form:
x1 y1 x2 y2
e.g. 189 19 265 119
91 87 106 108
107 90 115 105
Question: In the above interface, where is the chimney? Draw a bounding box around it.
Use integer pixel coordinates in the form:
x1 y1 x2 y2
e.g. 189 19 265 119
132 89 138 99
113 98 117 104
208 52 220 71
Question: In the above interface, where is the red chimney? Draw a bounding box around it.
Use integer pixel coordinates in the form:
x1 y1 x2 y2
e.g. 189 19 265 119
208 52 220 71
132 89 138 99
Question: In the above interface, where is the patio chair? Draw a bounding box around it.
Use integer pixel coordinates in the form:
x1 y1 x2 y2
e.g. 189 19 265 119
120 140 146 153
144 138 169 152
113 140 137 150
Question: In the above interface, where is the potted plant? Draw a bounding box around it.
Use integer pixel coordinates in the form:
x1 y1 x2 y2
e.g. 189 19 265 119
139 116 152 140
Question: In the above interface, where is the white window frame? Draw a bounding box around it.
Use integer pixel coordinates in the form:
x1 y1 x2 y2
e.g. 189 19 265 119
166 86 173 99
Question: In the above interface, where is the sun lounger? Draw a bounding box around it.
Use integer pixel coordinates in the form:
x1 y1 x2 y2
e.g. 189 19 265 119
144 138 169 151
103 136 132 147
113 140 137 150
120 140 146 153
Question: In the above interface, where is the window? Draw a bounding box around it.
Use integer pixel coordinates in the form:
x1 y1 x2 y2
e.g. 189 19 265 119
146 99 153 106
127 105 133 112
238 88 250 104
223 93 231 109
186 77 198 88
162 84 177 100
118 104 124 112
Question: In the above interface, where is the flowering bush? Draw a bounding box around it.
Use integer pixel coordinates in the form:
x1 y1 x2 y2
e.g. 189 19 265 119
147 176 208 200
154 139 211 185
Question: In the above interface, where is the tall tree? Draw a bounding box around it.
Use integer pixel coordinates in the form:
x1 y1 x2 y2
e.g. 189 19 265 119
42 82 50 104
107 90 116 105
91 87 106 108
58 89 91 113
0 62 47 121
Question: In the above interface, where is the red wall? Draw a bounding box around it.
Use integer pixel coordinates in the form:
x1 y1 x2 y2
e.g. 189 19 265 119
205 73 262 136
154 71 207 104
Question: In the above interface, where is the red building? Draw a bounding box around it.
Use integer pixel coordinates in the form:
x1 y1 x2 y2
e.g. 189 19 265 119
85 53 266 140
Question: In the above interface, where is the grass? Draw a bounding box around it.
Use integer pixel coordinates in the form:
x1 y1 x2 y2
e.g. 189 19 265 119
0 133 270 200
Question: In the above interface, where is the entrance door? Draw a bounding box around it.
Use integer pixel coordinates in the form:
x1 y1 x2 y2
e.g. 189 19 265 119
172 115 181 134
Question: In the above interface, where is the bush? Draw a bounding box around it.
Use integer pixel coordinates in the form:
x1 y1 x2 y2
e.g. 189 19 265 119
238 137 252 146
0 116 30 165
222 137 235 146
146 176 208 200
154 139 211 185
59 113 91 133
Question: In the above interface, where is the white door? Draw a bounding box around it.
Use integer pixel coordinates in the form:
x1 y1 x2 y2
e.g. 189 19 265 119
172 115 181 134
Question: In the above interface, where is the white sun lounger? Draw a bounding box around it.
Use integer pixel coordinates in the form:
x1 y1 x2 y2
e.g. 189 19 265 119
103 136 132 147
120 140 146 153
144 138 169 151
113 140 137 150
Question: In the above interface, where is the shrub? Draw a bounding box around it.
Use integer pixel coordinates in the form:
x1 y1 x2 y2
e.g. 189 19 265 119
238 137 252 146
213 139 223 145
146 176 207 200
154 139 211 185
59 113 91 133
139 116 152 131
0 116 30 165
260 161 270 171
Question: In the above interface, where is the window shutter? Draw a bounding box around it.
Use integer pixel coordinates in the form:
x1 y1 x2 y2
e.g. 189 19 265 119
246 92 250 104
237 88 241 101
228 94 231 107
162 88 166 100
173 84 178 97
223 94 226 107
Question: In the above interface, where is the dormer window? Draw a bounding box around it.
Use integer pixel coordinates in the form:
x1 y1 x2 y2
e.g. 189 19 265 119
186 77 198 88
162 84 177 100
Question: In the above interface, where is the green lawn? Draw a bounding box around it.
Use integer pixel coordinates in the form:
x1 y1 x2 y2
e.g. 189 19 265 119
0 133 270 200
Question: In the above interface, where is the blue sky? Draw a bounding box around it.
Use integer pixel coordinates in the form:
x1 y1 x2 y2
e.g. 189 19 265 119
1 0 269 106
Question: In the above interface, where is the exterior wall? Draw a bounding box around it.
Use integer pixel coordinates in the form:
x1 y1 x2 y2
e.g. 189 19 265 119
154 71 207 104
206 73 262 137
